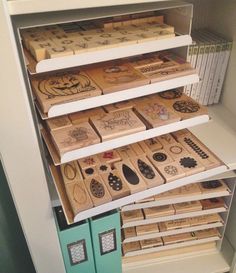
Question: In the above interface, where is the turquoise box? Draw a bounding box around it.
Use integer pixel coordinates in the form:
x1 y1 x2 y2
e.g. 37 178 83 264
54 207 96 273
89 209 122 273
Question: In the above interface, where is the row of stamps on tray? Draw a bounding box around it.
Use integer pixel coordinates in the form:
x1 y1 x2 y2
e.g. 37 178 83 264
122 228 221 256
21 14 175 62
30 50 196 114
57 130 222 216
44 90 207 156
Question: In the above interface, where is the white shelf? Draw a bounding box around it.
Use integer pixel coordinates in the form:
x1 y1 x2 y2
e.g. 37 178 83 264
43 114 209 165
124 236 221 257
122 190 231 211
41 73 199 119
122 207 227 228
32 35 192 73
123 222 223 243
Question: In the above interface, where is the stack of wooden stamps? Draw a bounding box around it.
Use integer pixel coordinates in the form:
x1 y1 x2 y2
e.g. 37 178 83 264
121 181 229 256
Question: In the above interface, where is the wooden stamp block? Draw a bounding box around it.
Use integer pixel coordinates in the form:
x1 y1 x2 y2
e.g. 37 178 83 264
96 163 112 175
90 109 146 141
144 137 163 152
65 180 93 214
60 161 83 184
131 156 165 188
176 155 206 176
128 54 163 69
157 133 177 146
189 214 223 226
123 227 136 239
159 218 190 231
177 134 221 170
136 61 179 76
28 39 56 61
85 62 149 94
123 242 141 255
171 129 192 140
200 197 226 210
69 107 105 125
81 166 98 179
157 162 185 182
136 223 159 235
78 155 100 170
138 141 152 153
121 209 144 224
50 122 100 155
46 115 72 131
162 232 195 245
143 205 175 219
31 71 102 114
104 100 135 113
174 201 202 214
164 143 189 159
97 149 121 164
135 101 180 128
194 228 220 240
130 143 146 156
147 149 174 168
84 175 112 206
114 160 147 194
101 170 130 200
46 46 74 59
140 237 163 249
199 180 229 193
117 145 137 159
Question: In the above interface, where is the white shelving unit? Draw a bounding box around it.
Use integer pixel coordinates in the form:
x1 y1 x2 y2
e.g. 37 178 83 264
1 1 236 273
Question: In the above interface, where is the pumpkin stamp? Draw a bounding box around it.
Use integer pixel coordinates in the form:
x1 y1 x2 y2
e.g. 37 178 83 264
31 71 102 113
84 176 112 206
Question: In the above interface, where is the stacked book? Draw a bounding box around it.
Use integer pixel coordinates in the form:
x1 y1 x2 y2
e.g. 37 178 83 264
184 29 232 105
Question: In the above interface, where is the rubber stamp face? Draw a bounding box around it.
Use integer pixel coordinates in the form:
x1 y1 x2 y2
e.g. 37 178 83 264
179 157 197 168
38 72 95 98
201 180 222 189
153 152 167 162
137 159 155 179
85 168 95 175
183 137 209 159
142 103 169 121
122 164 140 185
173 100 200 113
108 172 123 191
72 183 88 204
159 89 183 99
62 127 89 146
63 163 77 180
90 178 105 198
169 145 183 154
164 165 178 175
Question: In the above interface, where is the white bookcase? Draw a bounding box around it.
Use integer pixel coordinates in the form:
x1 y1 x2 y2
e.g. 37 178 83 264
0 0 236 273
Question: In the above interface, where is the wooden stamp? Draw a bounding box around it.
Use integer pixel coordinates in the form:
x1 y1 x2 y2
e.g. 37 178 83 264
174 201 202 214
157 133 177 146
90 109 146 141
46 46 74 59
31 71 102 114
123 227 136 239
162 232 196 245
114 160 147 194
123 242 141 255
117 145 137 159
128 54 163 69
46 115 72 131
143 205 175 218
60 161 83 184
140 237 163 249
69 107 105 125
164 143 189 159
130 143 146 156
104 100 135 113
50 122 100 155
159 218 190 231
176 155 206 176
84 175 112 206
135 101 180 128
171 129 192 140
200 197 226 210
144 137 163 152
28 39 56 61
97 163 112 175
177 134 221 170
147 149 174 168
157 162 185 182
138 141 152 153
78 155 100 170
121 209 144 224
85 62 149 94
131 156 165 188
189 214 223 226
199 180 229 193
136 223 159 235
65 180 93 214
97 149 121 164
101 170 130 200
194 228 220 240
81 166 98 179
